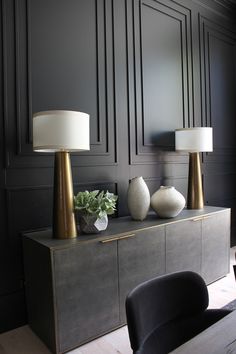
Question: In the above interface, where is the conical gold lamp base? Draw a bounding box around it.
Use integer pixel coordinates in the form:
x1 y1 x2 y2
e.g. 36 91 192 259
53 151 77 239
187 152 204 209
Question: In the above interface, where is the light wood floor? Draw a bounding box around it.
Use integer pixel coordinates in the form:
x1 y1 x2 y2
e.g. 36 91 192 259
0 248 236 354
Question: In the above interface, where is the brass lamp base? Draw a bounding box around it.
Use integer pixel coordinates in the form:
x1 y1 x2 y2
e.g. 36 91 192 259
53 151 77 239
187 152 204 209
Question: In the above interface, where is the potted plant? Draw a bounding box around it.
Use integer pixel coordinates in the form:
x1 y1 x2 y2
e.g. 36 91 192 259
74 190 118 234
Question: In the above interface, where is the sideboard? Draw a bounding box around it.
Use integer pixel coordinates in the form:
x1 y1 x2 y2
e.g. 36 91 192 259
23 206 230 354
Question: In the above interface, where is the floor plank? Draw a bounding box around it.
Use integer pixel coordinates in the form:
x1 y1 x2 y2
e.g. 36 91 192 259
0 248 235 354
0 326 51 354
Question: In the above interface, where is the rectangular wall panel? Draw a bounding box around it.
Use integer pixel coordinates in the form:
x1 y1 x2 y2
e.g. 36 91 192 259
199 16 236 161
127 0 193 164
4 0 117 168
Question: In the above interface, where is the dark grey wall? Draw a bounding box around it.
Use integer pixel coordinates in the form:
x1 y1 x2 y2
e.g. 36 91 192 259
0 0 236 333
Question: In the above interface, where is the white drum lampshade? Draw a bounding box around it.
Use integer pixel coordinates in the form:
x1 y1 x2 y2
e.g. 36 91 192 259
33 110 90 239
175 127 213 209
33 110 90 152
175 127 213 153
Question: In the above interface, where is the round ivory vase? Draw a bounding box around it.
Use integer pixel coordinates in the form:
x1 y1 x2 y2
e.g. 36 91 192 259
127 176 150 221
151 186 185 218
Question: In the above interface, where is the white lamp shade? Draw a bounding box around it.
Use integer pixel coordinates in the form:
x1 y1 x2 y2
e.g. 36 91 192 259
175 127 213 152
33 110 90 152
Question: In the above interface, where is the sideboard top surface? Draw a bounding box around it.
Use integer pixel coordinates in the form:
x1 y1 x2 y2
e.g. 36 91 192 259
23 206 230 250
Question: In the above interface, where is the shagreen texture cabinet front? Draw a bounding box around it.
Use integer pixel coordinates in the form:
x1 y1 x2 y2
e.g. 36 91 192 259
23 207 230 353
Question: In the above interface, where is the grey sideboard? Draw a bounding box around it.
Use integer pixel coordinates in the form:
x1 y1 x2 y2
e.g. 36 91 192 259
22 206 230 354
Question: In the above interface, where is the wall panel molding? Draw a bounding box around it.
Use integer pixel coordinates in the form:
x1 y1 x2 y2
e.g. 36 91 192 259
199 14 236 163
143 175 188 198
204 173 236 204
5 180 118 239
127 0 194 165
4 0 118 169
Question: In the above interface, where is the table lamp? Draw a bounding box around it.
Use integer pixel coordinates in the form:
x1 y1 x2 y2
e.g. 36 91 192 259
33 110 90 239
175 127 213 209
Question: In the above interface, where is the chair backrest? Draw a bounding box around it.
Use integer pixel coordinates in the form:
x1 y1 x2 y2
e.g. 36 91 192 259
125 271 209 351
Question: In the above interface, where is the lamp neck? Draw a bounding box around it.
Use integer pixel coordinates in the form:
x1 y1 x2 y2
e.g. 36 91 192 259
187 152 204 209
53 151 77 238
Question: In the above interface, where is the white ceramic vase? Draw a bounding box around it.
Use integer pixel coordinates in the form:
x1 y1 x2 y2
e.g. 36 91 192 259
151 186 185 218
127 176 150 221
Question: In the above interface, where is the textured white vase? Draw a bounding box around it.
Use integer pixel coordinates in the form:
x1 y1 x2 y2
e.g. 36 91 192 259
151 186 185 218
127 177 150 221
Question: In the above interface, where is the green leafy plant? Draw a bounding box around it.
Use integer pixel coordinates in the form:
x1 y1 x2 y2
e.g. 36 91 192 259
74 190 118 218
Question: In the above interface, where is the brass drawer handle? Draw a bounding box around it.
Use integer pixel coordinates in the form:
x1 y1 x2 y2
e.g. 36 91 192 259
192 217 203 222
192 215 212 222
101 236 120 243
100 234 135 243
203 216 212 220
119 234 135 240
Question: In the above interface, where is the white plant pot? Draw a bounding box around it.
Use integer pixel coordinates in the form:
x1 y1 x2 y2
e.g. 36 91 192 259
127 176 150 221
151 186 185 218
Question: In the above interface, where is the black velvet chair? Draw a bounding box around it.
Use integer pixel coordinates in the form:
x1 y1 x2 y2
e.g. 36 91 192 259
126 271 231 354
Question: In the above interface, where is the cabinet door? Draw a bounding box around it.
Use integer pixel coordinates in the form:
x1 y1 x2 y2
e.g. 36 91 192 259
201 211 230 284
166 219 201 274
53 241 119 353
118 227 165 323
